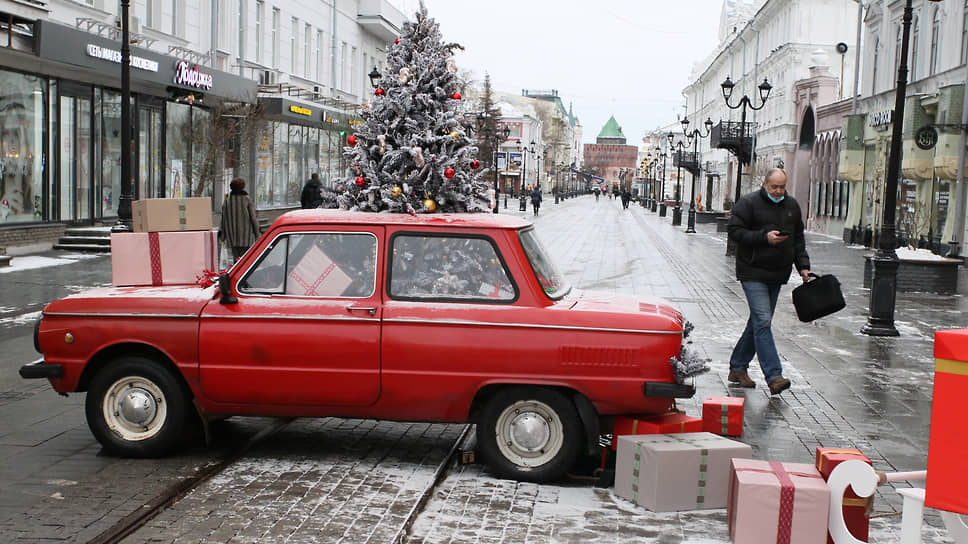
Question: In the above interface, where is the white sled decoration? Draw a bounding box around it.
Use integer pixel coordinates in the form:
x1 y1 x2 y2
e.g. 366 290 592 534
827 460 968 544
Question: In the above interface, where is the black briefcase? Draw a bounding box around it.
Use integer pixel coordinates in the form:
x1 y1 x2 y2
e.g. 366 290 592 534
792 273 846 322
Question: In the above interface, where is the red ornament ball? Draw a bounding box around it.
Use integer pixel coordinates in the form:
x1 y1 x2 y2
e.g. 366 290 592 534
375 87 384 96
451 92 462 100
444 168 455 179
395 37 400 44
355 176 365 186
471 160 480 169
347 135 357 146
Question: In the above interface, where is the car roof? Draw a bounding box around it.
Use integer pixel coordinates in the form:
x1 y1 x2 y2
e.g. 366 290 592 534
272 209 534 230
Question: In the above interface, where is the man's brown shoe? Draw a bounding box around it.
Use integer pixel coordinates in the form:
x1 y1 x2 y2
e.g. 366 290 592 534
769 377 791 395
727 370 756 388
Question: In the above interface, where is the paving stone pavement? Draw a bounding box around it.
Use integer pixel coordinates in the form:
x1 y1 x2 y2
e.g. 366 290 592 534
409 195 965 543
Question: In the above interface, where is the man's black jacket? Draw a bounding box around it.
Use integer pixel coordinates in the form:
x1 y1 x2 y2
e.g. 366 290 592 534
727 187 810 284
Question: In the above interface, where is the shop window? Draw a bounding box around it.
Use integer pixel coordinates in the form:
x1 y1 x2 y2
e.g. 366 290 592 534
272 121 287 206
100 90 121 218
288 124 303 205
166 102 190 198
1 69 45 224
254 120 273 206
0 13 35 52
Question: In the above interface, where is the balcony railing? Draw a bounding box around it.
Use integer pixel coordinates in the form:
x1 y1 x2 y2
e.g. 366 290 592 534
711 121 757 165
672 151 700 177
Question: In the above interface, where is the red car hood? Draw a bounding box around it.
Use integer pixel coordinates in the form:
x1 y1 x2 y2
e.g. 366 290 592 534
567 290 684 333
43 285 216 316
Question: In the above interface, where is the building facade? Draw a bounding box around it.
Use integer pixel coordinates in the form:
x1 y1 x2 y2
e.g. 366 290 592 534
583 116 637 194
0 0 402 247
681 0 861 213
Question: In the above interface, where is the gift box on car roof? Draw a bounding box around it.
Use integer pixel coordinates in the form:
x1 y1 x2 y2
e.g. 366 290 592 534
615 432 752 512
111 231 217 286
132 197 212 232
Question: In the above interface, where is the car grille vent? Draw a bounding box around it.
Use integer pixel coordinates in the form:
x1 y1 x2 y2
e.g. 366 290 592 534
560 345 638 367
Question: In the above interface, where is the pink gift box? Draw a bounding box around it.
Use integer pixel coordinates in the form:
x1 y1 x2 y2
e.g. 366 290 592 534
111 231 217 286
728 458 830 544
615 432 752 512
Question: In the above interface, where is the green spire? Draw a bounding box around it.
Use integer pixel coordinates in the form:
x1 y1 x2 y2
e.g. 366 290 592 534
597 116 625 139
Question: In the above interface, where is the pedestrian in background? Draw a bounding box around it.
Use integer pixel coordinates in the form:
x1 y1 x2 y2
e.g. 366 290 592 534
219 177 261 262
620 188 631 209
530 186 542 216
726 168 810 395
300 173 323 209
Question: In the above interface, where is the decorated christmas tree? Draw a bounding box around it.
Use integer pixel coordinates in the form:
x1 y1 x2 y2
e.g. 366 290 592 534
334 3 489 214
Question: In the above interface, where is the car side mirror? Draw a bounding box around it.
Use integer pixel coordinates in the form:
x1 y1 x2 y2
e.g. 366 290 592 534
218 273 238 305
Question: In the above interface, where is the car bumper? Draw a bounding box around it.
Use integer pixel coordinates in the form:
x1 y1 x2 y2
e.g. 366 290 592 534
642 381 695 398
20 358 64 379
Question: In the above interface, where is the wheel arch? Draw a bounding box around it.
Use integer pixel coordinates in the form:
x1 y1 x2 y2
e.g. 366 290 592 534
469 383 599 454
78 342 191 398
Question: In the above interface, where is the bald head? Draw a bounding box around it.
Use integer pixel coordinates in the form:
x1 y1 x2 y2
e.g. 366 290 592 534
762 168 787 201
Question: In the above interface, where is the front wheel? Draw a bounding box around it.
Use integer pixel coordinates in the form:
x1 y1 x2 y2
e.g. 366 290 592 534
476 387 582 483
85 356 189 457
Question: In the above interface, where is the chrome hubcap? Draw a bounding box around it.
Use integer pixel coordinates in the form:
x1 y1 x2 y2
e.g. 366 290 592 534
118 387 157 427
495 399 563 468
102 376 167 442
509 411 550 452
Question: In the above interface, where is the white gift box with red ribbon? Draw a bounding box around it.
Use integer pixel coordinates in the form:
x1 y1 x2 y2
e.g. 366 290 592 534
110 231 217 286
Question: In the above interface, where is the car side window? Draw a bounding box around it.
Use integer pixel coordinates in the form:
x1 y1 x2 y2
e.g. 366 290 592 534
389 234 515 301
240 233 377 298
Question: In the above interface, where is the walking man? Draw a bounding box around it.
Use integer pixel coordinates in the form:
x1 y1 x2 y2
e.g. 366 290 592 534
530 186 542 216
726 168 810 395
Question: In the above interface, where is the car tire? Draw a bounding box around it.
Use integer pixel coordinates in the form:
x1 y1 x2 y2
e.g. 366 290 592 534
476 387 582 483
85 356 189 457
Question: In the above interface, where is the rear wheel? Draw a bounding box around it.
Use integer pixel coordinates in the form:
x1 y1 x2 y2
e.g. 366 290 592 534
476 387 582 482
85 356 188 457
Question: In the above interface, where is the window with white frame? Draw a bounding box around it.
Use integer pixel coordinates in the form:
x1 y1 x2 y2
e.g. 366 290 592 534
171 0 178 36
316 30 324 83
291 18 298 74
146 0 155 27
930 7 941 76
911 15 919 81
872 37 880 94
255 1 263 64
350 46 357 95
895 23 903 83
272 8 280 68
304 24 312 77
238 0 245 64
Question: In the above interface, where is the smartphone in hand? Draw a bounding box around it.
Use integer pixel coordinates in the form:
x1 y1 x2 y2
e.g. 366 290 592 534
777 230 791 236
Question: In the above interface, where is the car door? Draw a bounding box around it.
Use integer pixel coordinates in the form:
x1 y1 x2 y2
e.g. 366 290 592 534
199 227 383 407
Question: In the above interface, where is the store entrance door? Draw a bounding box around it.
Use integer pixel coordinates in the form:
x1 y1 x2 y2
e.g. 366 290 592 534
58 94 93 223
137 103 164 200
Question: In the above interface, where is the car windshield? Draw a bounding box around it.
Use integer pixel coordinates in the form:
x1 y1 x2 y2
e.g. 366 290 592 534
518 227 570 300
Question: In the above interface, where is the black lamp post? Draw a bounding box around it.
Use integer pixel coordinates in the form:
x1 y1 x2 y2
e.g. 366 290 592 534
721 76 772 254
658 151 668 216
368 67 382 89
682 116 714 233
472 111 510 214
863 0 942 335
667 133 689 226
112 0 133 232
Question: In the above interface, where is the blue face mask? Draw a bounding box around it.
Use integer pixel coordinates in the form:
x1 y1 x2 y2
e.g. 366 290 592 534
767 194 785 203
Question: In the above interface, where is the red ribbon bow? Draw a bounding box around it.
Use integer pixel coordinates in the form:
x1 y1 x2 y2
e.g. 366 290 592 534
195 268 227 288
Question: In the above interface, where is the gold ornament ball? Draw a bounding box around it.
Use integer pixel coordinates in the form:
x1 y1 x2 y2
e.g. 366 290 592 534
392 186 402 197
424 198 437 212
450 131 460 140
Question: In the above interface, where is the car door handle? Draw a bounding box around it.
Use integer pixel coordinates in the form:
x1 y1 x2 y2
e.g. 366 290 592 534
346 305 377 316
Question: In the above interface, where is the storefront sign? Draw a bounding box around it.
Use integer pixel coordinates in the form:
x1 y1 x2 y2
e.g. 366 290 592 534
289 105 313 116
868 110 893 129
86 44 159 72
173 61 214 90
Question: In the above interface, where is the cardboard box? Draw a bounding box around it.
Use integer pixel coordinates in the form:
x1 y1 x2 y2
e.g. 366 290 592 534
702 396 745 436
111 231 217 286
728 458 830 544
286 245 353 296
926 328 968 515
615 432 752 511
610 413 703 449
133 197 212 232
815 448 872 544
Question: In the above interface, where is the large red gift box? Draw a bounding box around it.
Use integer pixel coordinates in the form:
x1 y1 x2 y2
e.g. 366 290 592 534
702 396 745 436
728 458 830 544
816 447 872 543
610 412 702 449
926 329 968 515
111 231 217 286
615 432 752 511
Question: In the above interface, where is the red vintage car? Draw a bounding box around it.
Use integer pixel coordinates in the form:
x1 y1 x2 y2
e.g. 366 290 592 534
21 210 693 482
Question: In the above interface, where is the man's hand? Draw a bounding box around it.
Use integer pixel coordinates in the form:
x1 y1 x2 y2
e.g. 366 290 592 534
800 269 812 283
767 230 789 245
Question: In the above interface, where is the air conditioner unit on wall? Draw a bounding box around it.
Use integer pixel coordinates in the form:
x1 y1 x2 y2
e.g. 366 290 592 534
115 16 140 34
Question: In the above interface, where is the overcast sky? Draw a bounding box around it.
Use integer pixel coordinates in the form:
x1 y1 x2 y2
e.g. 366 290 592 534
388 0 727 146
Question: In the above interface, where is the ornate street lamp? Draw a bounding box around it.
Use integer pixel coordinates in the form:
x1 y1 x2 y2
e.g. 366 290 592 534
657 151 668 216
668 132 691 226
863 0 943 336
681 116 714 233
721 76 771 254
112 0 134 232
368 67 382 88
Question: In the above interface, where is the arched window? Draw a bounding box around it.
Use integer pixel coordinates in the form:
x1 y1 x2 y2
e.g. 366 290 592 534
911 15 920 81
930 7 941 76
